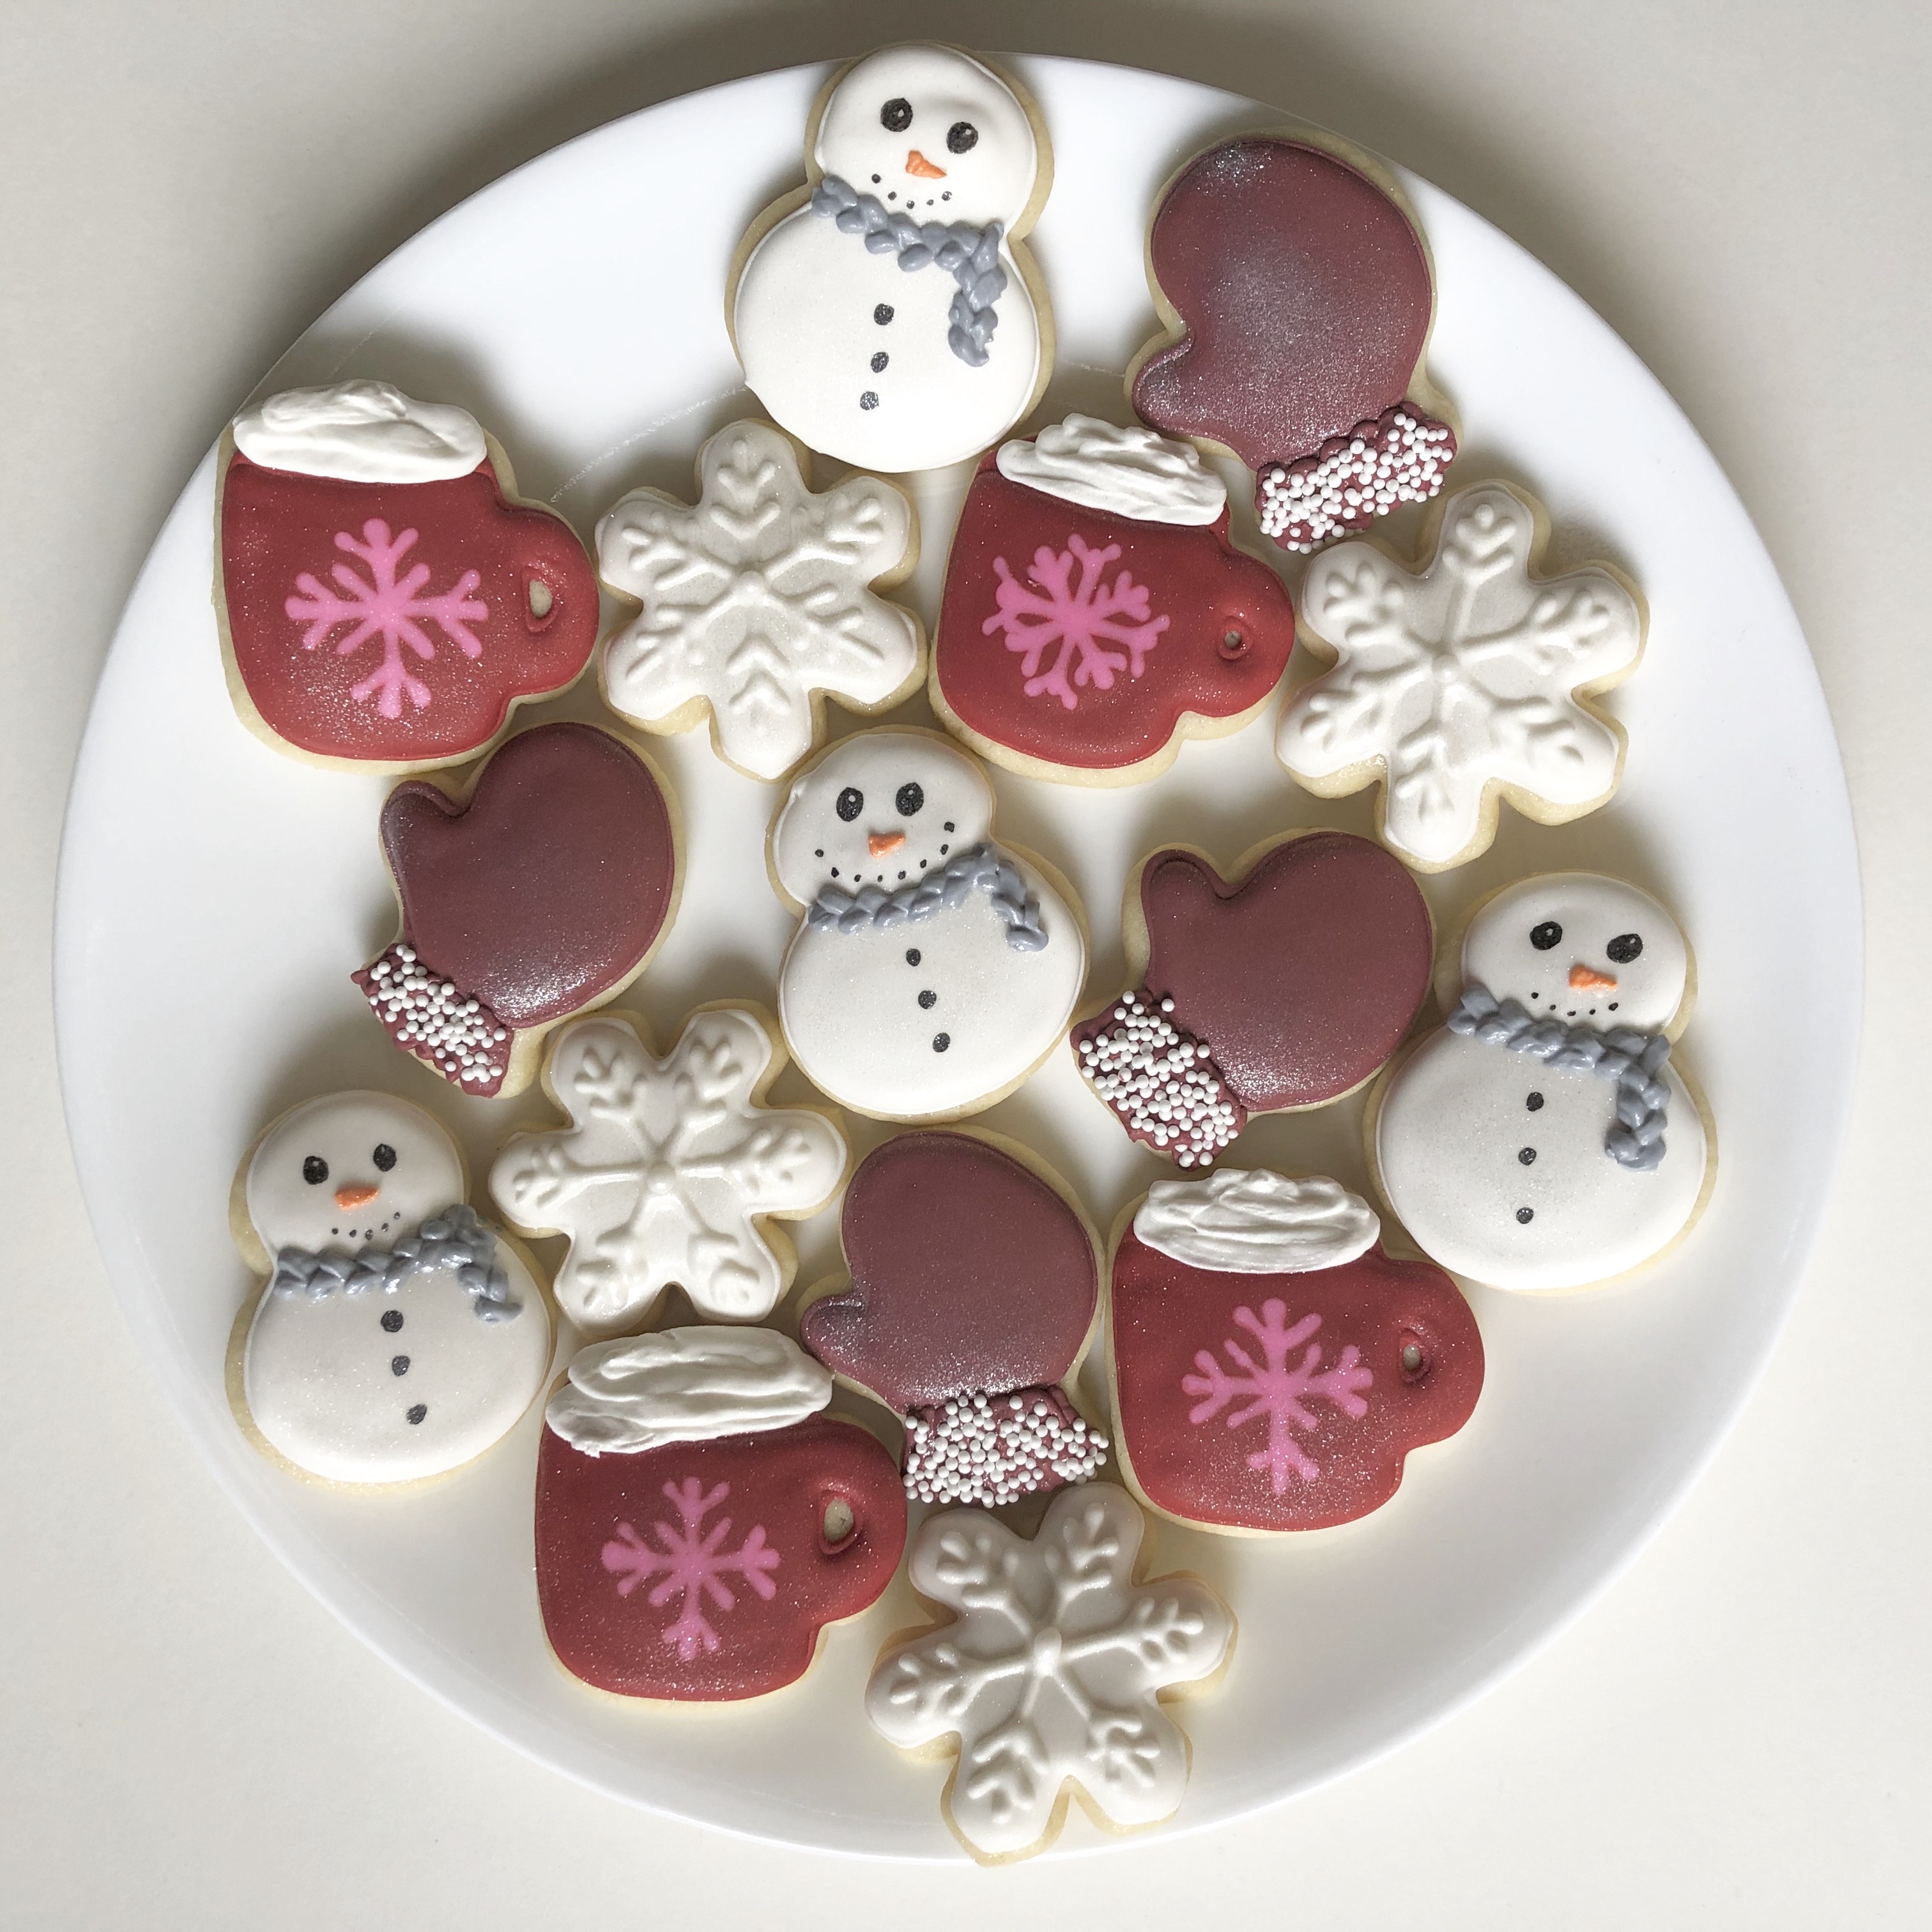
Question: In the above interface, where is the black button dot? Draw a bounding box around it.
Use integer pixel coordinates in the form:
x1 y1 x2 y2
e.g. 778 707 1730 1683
405 1403 427 1425
390 1354 411 1376
1515 1207 1534 1225
917 990 937 1009
380 1310 403 1333
874 303 894 325
932 1032 951 1053
1526 1091 1544 1111
1519 1147 1537 1165
905 948 921 965
870 351 889 372
859 390 879 410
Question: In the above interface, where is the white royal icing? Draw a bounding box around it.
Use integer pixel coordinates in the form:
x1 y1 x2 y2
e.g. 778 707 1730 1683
733 45 1045 472
489 1008 847 1337
231 380 488 484
1276 484 1643 868
597 420 921 781
1376 872 1708 1291
1133 1169 1380 1274
241 1092 551 1485
770 730 1086 1120
996 414 1227 525
867 1483 1232 1859
544 1326 832 1456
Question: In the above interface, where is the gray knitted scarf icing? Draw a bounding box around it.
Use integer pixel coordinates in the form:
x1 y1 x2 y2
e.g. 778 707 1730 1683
808 174 1007 366
806 840 1046 952
269 1203 523 1322
1446 984 1673 1172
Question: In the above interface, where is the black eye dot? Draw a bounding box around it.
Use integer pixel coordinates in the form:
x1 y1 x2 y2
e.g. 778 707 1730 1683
1530 921 1563 951
381 1310 404 1333
896 781 924 816
874 303 894 325
836 786 864 822
880 96 912 132
1606 932 1644 964
372 1142 397 1172
946 119 978 154
1526 1091 1544 1111
302 1155 328 1185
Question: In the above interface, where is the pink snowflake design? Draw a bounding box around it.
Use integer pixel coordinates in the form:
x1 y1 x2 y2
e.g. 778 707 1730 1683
284 518 487 717
601 1476 780 1662
1183 1300 1374 1492
982 534 1169 710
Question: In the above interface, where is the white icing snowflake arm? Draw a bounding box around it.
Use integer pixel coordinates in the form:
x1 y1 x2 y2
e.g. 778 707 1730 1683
488 1009 846 1335
1276 484 1642 868
597 421 920 781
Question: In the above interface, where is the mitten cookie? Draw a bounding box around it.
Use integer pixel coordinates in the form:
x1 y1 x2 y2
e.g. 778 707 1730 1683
537 1328 904 1702
799 1129 1105 1508
769 727 1087 1120
1110 1169 1483 1533
931 414 1297 782
215 380 598 769
1128 135 1456 553
1072 830 1432 1164
229 1089 551 1486
1372 872 1715 1291
730 43 1054 471
353 720 679 1098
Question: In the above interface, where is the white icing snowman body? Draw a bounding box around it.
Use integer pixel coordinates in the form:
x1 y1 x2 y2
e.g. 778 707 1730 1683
240 1092 552 1485
1376 875 1710 1291
771 730 1085 1119
733 45 1045 472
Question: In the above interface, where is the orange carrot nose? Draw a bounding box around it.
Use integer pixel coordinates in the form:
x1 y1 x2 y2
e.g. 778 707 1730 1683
1568 963 1618 992
868 831 907 857
334 1183 379 1210
905 149 947 178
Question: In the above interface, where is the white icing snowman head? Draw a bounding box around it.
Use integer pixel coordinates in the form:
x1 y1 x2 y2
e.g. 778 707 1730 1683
772 730 994 905
1463 872 1690 1032
247 1091 465 1255
815 44 1038 228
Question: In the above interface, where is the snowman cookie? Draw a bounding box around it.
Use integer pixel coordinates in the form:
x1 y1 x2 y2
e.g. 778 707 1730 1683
1371 872 1715 1291
868 1482 1232 1862
596 420 924 782
537 1327 905 1702
730 43 1053 472
230 1090 552 1486
799 1129 1106 1509
1108 1170 1483 1533
1127 134 1457 553
1276 482 1646 871
931 414 1298 783
1072 830 1432 1165
354 720 680 1098
769 727 1087 1121
215 381 599 770
489 1006 848 1340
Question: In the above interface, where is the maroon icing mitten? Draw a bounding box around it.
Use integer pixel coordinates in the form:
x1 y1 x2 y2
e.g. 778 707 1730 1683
1110 1170 1482 1531
536 1328 904 1702
799 1130 1105 1508
353 721 678 1099
1072 830 1432 1164
1130 137 1456 555
217 381 599 768
933 415 1296 780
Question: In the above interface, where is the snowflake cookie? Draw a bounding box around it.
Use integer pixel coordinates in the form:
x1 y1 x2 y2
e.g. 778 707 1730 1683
489 1006 847 1338
799 1128 1106 1510
536 1327 905 1700
217 381 599 770
1277 482 1646 871
1110 1169 1484 1533
596 420 923 782
868 1482 1232 1861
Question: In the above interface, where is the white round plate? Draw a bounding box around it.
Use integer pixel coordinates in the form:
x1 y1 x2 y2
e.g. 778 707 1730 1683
56 56 1857 1859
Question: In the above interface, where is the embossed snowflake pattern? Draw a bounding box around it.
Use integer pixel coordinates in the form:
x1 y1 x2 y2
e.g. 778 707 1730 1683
867 1483 1232 1860
602 1477 780 1662
1184 1299 1373 1492
983 535 1169 710
1275 484 1643 868
488 1009 847 1335
284 518 487 717
596 420 919 781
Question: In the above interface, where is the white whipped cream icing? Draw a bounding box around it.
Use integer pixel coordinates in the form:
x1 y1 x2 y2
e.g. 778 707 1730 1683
1132 1169 1380 1275
995 413 1227 525
231 379 487 484
545 1326 833 1456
